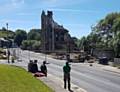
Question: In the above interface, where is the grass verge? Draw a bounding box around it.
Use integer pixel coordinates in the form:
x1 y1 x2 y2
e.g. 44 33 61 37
112 63 120 69
0 48 7 60
0 64 54 92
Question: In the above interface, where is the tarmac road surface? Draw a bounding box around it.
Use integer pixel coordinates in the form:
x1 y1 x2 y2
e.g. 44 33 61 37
11 48 120 92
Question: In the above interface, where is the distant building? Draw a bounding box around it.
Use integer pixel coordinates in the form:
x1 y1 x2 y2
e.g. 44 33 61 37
0 38 9 48
0 38 14 48
41 10 77 52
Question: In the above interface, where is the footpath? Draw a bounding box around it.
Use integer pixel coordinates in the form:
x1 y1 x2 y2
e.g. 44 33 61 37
83 63 120 74
0 60 86 92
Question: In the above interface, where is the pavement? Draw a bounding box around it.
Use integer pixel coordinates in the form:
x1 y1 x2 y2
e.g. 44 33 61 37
0 60 86 92
39 74 86 92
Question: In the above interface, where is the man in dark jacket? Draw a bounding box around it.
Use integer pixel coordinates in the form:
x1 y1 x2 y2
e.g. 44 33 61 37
63 61 71 91
40 61 47 77
28 60 33 72
32 60 38 73
7 49 10 63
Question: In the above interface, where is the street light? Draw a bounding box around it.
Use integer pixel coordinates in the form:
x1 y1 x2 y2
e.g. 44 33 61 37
6 23 10 63
44 34 47 62
6 23 8 31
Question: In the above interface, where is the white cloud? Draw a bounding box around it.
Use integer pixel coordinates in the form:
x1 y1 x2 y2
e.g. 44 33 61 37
0 0 25 14
0 4 14 14
17 13 37 16
39 0 89 8
41 0 57 2
11 0 24 6
49 8 100 13
0 19 32 24
64 23 89 27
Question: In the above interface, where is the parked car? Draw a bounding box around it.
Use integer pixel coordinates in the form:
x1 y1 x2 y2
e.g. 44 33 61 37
99 56 108 65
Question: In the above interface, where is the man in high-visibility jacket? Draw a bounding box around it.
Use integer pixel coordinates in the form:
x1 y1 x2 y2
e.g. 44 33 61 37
63 61 71 91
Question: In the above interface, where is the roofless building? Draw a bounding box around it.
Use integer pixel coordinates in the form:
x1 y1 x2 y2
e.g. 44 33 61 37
41 10 77 53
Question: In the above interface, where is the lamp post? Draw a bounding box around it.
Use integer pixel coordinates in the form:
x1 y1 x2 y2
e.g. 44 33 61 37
6 23 10 63
43 26 47 62
6 23 8 29
44 33 47 62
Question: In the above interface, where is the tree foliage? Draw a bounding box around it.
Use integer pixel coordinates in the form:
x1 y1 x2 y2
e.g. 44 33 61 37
27 29 41 41
21 40 41 50
0 28 15 39
14 29 27 46
84 12 120 57
71 37 79 47
0 28 42 51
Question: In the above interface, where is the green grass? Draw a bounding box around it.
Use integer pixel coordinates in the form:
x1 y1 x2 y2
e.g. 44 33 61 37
0 64 54 92
112 64 117 67
0 31 14 38
112 63 120 69
0 48 4 52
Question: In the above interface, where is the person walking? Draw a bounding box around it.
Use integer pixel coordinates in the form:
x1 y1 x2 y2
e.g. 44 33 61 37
63 61 71 91
40 61 47 77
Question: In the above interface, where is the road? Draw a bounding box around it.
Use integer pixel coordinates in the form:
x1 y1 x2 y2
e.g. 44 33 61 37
11 48 120 92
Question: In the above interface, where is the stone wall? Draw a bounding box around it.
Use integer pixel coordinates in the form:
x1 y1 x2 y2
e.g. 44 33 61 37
114 58 120 65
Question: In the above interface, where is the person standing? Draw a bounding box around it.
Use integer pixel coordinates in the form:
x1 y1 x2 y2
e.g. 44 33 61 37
40 61 47 77
63 61 71 91
7 49 10 63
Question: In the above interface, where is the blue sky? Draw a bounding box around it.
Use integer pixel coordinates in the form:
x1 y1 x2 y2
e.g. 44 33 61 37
0 0 120 38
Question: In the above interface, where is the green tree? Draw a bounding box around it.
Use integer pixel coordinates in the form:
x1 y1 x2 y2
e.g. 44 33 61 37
27 29 41 41
14 29 27 46
21 40 29 50
112 31 120 57
1 27 7 31
79 37 86 49
21 40 41 50
90 12 120 57
111 17 120 34
32 41 41 50
71 37 79 47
